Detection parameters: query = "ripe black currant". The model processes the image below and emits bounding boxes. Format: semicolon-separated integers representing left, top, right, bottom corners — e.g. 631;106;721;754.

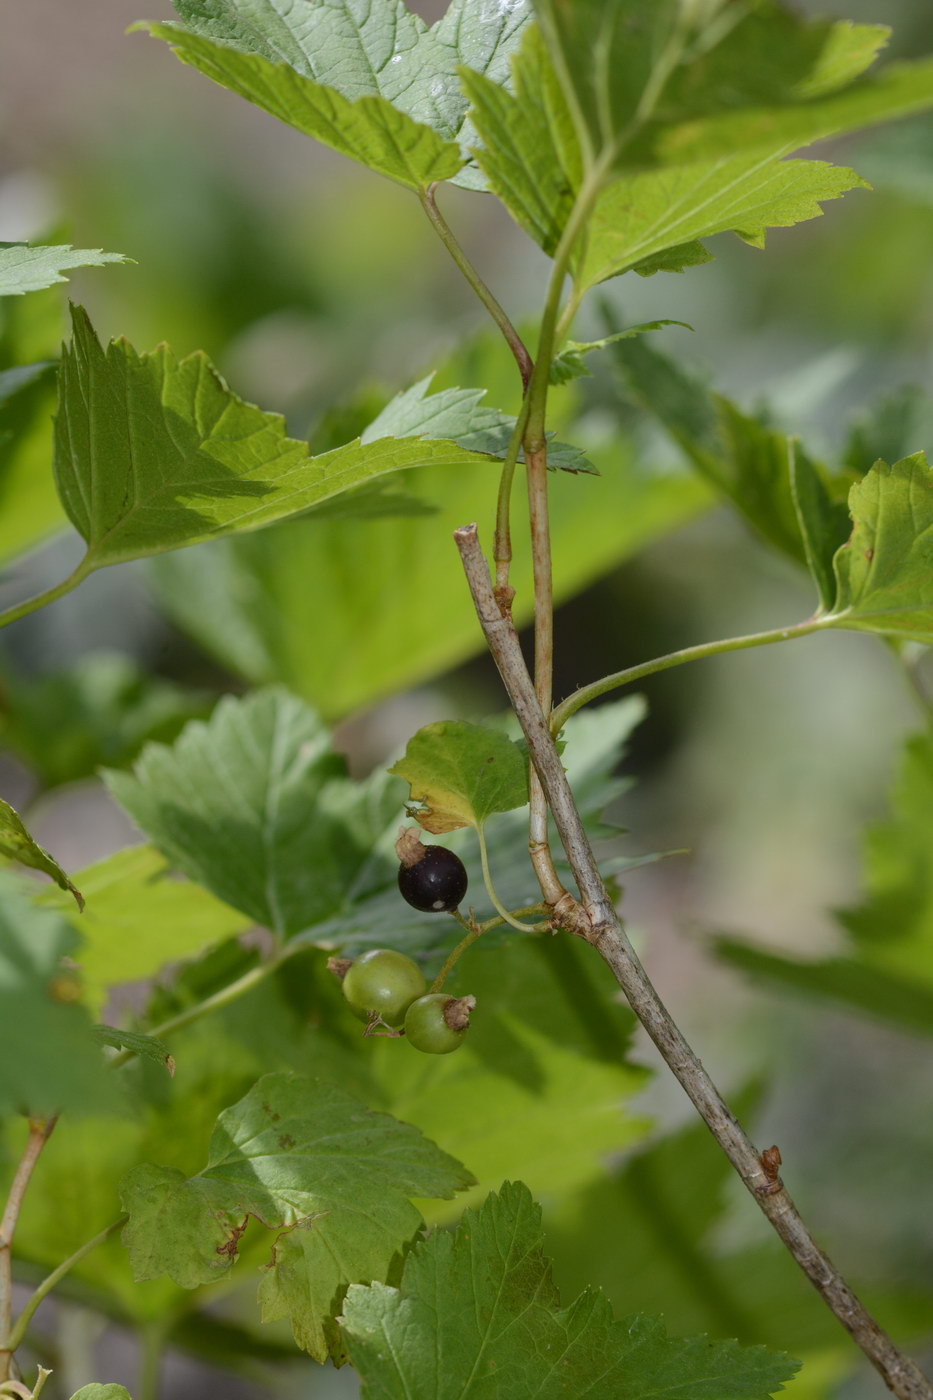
396;827;468;912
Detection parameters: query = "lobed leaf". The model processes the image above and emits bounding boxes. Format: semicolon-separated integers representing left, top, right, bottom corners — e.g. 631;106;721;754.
140;0;533;188
610;334;810;566
465;2;933;304
135;22;462;191
363;375;595;473
532;2;892;175
388;720;529;833
105;688;400;938
149;321;709;721
0;795;83;908
0;243;125;297
120;1072;473;1360
827;453;933;642
39;845;250;1017
341;1180;799;1398
461;26;579;253
580;154;867;292
53;306;495;575
292;694;651;960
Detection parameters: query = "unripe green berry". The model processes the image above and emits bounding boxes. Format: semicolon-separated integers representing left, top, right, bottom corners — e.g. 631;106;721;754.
342;948;426;1028
404;992;475;1054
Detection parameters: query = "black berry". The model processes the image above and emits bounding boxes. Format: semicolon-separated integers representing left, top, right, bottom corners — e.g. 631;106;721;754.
396;828;468;912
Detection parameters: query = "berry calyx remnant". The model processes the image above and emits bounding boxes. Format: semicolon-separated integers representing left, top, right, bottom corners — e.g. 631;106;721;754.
396;826;468;912
405;992;475;1054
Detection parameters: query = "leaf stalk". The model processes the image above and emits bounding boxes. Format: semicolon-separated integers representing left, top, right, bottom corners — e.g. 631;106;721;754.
419;184;532;390
550;617;829;732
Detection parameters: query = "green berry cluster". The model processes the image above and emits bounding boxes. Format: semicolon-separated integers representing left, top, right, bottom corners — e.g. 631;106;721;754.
335;948;474;1055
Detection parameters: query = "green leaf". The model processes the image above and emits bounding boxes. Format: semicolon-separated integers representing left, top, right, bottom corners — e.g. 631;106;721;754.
372;954;649;1223
0;795;83;909
149;324;709;720
105;688;395;938
631;241;713;278
165;0;531;148
0;652;211;789
546;1087;764;1339
715;939;933;1041
68;1387;134;1400
580;154;867;291
135;22;462;191
120;1072;473;1360
652;54;933;171
469;4;933;297
138;0;533;189
839;727;933;969
532;2;895;171
827;453;933;642
90;1025;175;1075
715;727;933;1036
550;321;691;386
0;878;112;1116
0;244;125;296
610;334;809;565
341;1180;799;1399
295;695;651;963
535;2;890;171
388;721;528;834
53;306;495;574
460;27;580;254
790;444;852;612
0;361;66;567
530;0;687;171
38;845;250;1017
364;376;595;474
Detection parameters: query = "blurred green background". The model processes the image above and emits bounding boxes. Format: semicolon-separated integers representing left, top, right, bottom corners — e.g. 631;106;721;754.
1;1;932;1397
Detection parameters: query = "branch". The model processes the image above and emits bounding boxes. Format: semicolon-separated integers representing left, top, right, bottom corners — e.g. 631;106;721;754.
0;1120;57;1384
454;520;933;1400
2;1218;126;1359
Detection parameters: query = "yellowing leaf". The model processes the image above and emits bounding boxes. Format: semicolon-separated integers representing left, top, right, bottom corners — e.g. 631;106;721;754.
388;721;529;833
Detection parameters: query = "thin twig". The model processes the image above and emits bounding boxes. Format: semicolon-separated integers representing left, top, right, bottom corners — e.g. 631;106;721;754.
3;1218;127;1359
454;520;933;1400
476;827;551;932
419;184;533;391
0;1120;57;1384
